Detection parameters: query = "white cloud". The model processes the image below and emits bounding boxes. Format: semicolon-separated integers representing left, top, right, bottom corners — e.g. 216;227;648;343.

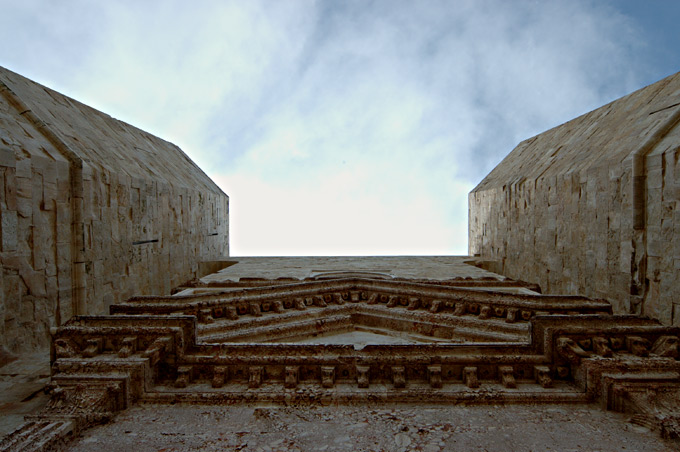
0;0;649;256
215;171;471;256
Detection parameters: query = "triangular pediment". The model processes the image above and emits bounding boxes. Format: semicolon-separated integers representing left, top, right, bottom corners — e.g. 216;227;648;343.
44;272;680;449
113;277;612;345
206;303;495;344
285;328;437;346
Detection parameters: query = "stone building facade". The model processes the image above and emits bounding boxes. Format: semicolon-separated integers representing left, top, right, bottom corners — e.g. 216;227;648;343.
0;66;229;357
469;71;680;325
2;69;680;451
4;256;680;451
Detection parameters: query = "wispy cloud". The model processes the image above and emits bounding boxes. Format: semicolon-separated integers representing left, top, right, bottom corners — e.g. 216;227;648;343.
0;0;649;255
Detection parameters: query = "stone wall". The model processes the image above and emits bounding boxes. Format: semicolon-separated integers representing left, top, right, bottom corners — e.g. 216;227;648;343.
0;67;229;354
644;120;680;323
469;71;680;324
0;86;71;354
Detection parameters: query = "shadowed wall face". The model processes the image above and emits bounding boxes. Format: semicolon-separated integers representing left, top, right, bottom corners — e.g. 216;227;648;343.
0;67;229;354
469;71;680;324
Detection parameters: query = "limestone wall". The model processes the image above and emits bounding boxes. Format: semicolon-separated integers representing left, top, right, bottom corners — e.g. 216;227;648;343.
469;71;680;324
0;67;229;354
469;159;635;312
643;122;680;323
0;89;72;353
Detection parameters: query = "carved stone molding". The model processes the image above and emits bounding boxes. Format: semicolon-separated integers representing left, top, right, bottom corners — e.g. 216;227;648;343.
7;284;680;450
609;382;680;439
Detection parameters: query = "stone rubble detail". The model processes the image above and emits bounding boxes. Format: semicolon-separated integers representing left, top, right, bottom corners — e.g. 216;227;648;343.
1;379;128;452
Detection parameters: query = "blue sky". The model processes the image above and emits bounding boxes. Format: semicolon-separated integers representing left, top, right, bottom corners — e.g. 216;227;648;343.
1;0;678;256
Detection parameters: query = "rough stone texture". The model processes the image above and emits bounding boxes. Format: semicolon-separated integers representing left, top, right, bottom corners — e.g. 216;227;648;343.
0;66;229;355
66;403;673;452
4;258;680;450
5;63;680;451
469;70;680;324
199;256;509;283
0;351;49;438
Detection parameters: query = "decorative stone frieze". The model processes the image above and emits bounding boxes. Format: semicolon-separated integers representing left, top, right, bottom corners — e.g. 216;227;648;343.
427;365;443;389
6;279;680;449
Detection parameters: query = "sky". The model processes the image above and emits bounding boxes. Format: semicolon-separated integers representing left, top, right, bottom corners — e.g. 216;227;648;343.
1;0;679;256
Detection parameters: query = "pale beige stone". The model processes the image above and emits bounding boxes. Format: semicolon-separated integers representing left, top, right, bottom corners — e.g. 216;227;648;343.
0;65;229;353
470;71;680;322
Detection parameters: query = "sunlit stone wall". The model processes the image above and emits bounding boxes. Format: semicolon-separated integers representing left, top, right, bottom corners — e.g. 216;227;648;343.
469;71;680;324
0;67;229;355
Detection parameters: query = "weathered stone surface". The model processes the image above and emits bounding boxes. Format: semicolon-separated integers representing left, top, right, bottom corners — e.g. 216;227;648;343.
64;404;673;452
469;70;680;325
199;255;510;283
0;66;229;354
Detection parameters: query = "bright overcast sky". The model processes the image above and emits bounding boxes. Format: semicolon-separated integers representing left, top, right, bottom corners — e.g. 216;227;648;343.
1;0;679;256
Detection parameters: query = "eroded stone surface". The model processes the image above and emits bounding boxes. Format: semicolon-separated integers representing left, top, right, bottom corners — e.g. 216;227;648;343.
0;65;229;355
199;256;505;283
469;70;680;325
67;404;672;452
289;329;434;345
